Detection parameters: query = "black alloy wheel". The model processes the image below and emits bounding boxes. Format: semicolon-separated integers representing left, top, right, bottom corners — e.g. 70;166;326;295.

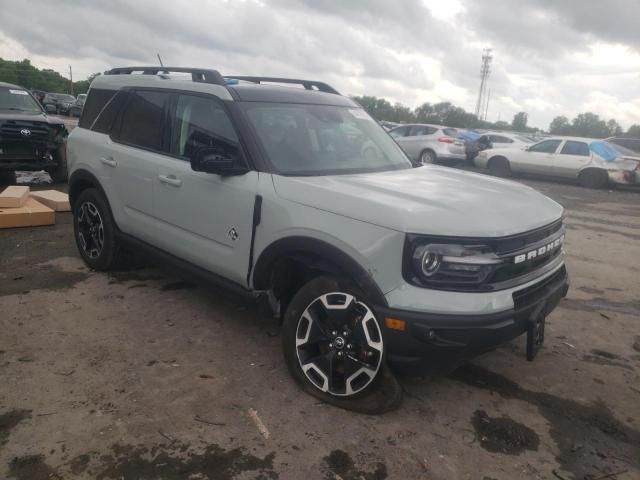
295;292;384;397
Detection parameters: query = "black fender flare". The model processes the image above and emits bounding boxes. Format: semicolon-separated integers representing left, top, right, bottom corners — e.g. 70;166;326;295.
68;169;109;212
251;236;388;307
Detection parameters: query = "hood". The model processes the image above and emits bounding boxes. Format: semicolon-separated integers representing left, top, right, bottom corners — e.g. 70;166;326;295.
272;166;564;237
0;111;63;125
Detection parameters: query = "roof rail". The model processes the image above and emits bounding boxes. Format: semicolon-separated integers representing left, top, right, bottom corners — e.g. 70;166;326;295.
104;67;226;86
227;76;340;95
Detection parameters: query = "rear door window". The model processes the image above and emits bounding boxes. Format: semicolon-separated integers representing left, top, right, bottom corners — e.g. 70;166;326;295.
560;141;590;156
117;90;169;152
389;126;411;138
529;140;561;154
412;126;438;136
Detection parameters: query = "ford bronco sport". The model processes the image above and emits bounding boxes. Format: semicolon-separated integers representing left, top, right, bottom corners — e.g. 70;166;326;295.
67;67;569;413
0;82;68;183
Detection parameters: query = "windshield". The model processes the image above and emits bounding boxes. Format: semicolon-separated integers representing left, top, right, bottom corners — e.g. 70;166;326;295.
0;87;43;113
243;103;412;175
515;135;535;143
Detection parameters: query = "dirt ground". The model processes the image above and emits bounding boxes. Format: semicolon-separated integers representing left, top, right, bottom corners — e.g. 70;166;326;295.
1;173;639;480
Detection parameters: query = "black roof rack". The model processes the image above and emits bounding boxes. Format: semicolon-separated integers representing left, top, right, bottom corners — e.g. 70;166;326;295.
104;67;226;86
227;76;340;95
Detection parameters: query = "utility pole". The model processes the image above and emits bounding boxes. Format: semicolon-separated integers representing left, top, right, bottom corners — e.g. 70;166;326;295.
484;88;491;121
475;48;492;119
69;65;73;95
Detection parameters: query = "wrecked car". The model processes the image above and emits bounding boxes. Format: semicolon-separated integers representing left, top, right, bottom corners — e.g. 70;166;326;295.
0;82;69;183
475;137;640;188
67;67;569;413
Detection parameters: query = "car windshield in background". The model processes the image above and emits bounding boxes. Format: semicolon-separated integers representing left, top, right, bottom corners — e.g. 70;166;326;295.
0;87;43;113
243;103;412;175
515;135;535;143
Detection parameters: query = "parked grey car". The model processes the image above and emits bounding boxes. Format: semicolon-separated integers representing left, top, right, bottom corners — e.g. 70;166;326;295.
389;124;466;164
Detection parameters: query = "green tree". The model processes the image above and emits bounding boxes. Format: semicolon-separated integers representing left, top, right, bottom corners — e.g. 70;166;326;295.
549;116;572;135
607;119;623;137
571;112;610;138
627;124;640;137
512;112;528;131
0;58;96;95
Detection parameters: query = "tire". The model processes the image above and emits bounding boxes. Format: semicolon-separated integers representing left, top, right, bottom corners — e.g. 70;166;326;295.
73;188;123;270
48;147;68;183
420;149;436;165
579;169;608;189
488;157;512;177
282;275;402;414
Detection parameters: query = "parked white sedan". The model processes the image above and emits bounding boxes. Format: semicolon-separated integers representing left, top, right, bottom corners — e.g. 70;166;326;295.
475;137;640;188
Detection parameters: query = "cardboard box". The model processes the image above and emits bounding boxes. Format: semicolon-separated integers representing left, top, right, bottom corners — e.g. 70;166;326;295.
0;198;55;228
29;190;71;212
0;186;30;208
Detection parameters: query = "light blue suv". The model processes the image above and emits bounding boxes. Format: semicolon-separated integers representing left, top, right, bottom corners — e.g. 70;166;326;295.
67;67;569;413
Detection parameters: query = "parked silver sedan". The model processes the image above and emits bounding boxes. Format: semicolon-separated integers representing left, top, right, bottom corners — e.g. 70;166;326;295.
389;124;466;164
475;137;640;188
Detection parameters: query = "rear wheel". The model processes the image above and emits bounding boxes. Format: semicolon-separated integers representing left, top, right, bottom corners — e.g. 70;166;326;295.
282;276;402;414
578;169;608;189
73;188;123;270
488;157;512;177
420;149;436;165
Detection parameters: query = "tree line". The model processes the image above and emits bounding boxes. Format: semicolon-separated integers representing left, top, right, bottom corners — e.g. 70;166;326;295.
0;58;99;96
352;95;639;139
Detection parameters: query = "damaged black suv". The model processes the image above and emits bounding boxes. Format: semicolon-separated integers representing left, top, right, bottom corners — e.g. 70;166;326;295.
0;82;68;183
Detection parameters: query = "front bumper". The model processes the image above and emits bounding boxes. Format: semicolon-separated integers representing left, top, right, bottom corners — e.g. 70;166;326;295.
377;265;569;371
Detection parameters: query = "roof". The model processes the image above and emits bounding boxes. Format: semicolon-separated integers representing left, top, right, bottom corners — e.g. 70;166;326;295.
0;81;24;89
228;83;357;106
92;69;354;106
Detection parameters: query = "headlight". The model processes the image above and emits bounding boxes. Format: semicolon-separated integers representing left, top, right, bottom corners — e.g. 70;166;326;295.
411;243;501;287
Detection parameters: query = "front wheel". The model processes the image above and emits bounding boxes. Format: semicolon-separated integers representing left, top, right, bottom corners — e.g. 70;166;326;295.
73;188;123;270
579;169;608;189
488;157;512;177
282;276;402;414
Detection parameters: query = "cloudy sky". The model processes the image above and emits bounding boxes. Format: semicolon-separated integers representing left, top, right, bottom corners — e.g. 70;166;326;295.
1;0;639;130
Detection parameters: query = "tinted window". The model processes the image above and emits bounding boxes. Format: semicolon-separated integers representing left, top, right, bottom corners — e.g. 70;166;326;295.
389;126;411;138
79;88;116;129
560;141;590;156
412;126;438;136
92;91;128;134
529;140;561;154
443;128;459;137
118;90;168;151
171;94;239;160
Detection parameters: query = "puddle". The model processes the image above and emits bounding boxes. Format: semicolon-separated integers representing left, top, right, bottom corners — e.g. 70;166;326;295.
0;265;89;297
323;449;387;480
471;410;539;455
94;442;277;480
161;281;197;291
8;455;60;480
453;364;640;478
0;409;31;448
560;297;640;317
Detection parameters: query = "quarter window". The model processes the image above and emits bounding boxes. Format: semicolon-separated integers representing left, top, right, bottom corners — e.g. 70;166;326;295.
529;140;561;154
171;94;239;160
79;89;116;129
118;90;169;151
560;141;590;156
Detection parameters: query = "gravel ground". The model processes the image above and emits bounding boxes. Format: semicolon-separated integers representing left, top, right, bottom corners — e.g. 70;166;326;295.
0;173;639;480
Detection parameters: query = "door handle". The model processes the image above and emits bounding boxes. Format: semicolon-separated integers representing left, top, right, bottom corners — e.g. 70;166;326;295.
100;156;117;167
158;174;182;187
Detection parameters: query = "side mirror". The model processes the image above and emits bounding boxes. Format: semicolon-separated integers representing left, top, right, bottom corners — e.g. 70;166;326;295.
190;147;248;176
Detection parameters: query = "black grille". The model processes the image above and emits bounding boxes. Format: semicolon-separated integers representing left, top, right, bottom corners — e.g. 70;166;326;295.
487;219;563;255
513;266;567;310
0;121;52;141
